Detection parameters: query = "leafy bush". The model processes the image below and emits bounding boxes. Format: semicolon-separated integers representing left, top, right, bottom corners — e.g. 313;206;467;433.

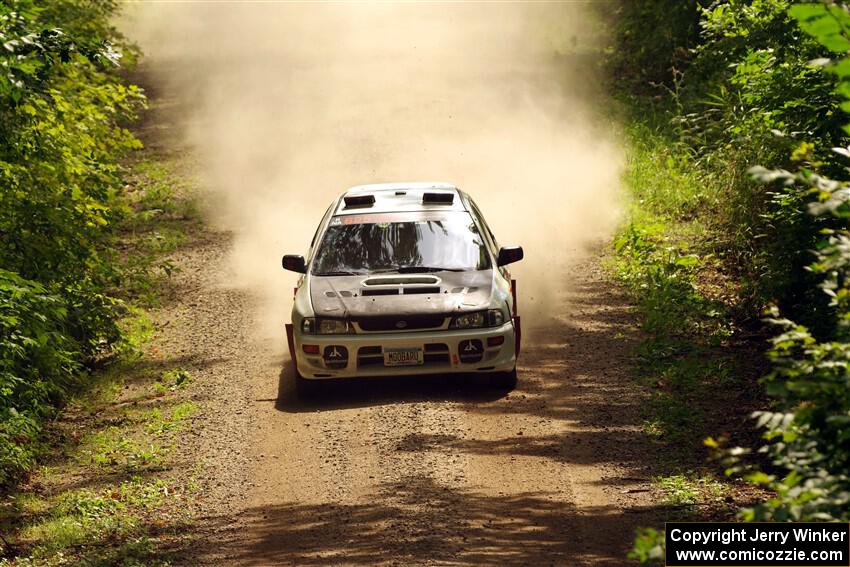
724;0;850;525
0;270;78;484
0;0;145;484
609;0;847;330
738;163;850;522
606;1;705;98
615;1;850;562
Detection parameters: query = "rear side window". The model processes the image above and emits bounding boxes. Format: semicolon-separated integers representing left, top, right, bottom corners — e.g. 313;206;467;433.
309;203;334;250
468;199;499;254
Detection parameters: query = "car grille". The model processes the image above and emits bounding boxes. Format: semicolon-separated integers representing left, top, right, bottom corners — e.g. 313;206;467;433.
356;343;450;368
361;288;399;296
355;314;447;332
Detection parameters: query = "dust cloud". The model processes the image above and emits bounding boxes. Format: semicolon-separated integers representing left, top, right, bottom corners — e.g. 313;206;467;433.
123;3;622;345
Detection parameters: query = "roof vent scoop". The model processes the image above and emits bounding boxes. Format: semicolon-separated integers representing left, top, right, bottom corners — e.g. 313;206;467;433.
422;192;454;205
343;194;376;208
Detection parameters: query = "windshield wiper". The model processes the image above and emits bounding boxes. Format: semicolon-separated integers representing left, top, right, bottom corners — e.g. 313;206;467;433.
313;270;362;276
364;266;465;274
397;266;464;273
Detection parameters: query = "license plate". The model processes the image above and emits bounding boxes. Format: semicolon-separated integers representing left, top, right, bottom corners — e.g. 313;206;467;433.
383;347;424;367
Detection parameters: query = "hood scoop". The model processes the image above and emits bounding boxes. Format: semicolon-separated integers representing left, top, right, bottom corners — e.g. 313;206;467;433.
309;269;491;317
362;275;439;286
361;286;442;297
360;275;442;297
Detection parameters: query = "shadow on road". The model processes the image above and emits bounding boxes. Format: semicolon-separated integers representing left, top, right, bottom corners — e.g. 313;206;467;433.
274;364;510;414
201;475;658;566
205;261;666;566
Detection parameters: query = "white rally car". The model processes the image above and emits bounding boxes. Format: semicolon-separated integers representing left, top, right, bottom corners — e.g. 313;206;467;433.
282;182;523;392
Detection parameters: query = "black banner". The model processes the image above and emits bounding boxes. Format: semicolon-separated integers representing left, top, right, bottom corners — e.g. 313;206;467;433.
666;522;850;567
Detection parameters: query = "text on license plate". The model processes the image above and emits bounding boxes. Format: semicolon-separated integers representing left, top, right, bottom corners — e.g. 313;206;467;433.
383;347;424;366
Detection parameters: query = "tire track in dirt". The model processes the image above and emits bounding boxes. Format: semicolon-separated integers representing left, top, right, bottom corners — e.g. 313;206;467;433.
143;177;662;564
126;5;663;564
172;248;662;566
137;108;663;559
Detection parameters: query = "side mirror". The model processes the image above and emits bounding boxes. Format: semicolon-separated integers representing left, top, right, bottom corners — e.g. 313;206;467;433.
282;254;306;273
497;246;524;267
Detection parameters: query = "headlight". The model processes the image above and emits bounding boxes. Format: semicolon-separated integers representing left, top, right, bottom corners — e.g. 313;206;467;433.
450;311;485;329
450;309;506;329
301;318;353;334
487;309;505;326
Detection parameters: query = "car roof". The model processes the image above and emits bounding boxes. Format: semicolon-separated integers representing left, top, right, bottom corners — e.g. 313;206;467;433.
334;182;468;215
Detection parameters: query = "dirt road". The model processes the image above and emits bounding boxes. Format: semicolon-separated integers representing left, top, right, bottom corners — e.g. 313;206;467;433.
128;4;662;564
143;204;660;565
236;254;659;566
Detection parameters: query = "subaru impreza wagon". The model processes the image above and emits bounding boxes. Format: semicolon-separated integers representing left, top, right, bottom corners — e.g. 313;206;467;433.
282;182;523;392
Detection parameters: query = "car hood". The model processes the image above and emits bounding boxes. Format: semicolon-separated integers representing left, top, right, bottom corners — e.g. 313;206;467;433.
309;270;494;317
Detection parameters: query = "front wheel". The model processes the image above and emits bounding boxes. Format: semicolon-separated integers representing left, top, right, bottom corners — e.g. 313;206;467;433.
294;366;323;398
489;368;517;390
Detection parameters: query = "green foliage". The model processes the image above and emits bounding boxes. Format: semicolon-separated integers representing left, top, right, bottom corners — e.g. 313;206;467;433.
0;0;147;486
145;401;198;435
1;339;201;564
116;158;198;306
77;425;163;472
621;121;718;220
606;1;704;97
614;223;720;337
0;270;77;485
790;2;850;132
686;1;844;325
613;1;850;561
629;528;664;566
614;120;743;488
790;2;850;53
612;124;732;342
655;473;728;506
10;478;176;565
154;370;192;395
609;0;847;330
718;0;850;525
734;162;850;522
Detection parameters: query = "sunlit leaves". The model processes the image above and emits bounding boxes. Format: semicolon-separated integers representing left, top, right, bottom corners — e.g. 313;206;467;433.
628;528;665;564
746;151;850;522
0;0;144;485
790;3;850;53
731;3;850;523
790;3;850;131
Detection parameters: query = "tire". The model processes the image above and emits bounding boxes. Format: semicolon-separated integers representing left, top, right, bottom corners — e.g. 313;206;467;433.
295;368;321;398
489;367;517;390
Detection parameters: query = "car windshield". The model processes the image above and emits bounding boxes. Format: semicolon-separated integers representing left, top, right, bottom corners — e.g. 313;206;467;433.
311;211;491;275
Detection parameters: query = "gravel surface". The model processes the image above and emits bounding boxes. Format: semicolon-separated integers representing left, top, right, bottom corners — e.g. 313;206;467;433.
147;225;661;565
132;36;662;563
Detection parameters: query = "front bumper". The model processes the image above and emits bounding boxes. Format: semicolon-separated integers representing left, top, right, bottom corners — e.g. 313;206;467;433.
292;321;517;379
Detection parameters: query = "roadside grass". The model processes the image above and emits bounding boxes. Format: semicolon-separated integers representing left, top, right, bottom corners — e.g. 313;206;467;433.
10;477;183;566
655;473;728;507
0;354;201;565
0;137;203;565
612;119;767;521
111;154;201;308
